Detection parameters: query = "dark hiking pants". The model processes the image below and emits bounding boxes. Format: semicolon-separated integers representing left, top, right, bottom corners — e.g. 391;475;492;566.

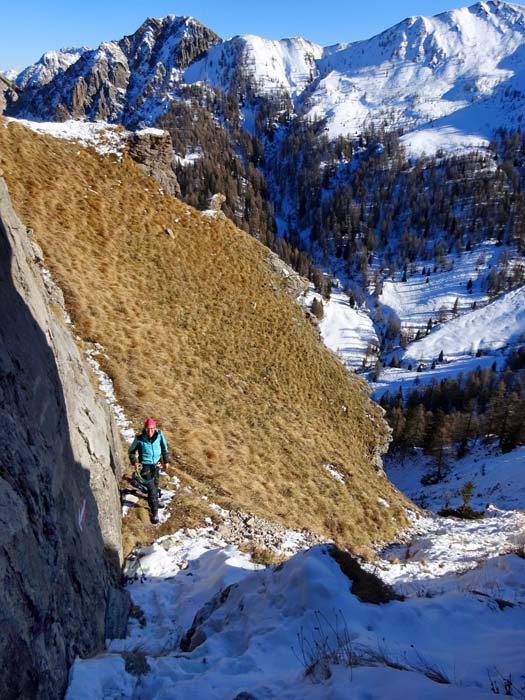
140;462;160;516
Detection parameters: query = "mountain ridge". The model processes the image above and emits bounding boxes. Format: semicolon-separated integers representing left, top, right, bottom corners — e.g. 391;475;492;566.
8;0;525;149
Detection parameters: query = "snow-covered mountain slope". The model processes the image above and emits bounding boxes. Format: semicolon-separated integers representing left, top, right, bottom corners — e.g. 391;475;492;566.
371;283;525;398
387;443;525;511
14;47;88;89
363;238;525;396
11;2;525;155
309;238;524;398
303;286;379;370
305;1;525;155
402;284;525;363
181;0;525;152
378;241;502;335
185;35;323;101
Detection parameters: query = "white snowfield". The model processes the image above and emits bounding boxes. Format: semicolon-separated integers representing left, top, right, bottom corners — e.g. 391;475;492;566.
66;499;525;700
403;284;525;364
387;444;525;513
378;240;502;336
373;280;525;398
303;286;378;369
320;291;378;370
185;35;323;101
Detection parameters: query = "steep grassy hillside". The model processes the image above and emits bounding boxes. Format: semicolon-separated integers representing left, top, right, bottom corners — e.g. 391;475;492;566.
0;119;409;550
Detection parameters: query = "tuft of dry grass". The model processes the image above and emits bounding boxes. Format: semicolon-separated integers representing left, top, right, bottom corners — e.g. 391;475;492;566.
0;119;410;548
239;543;288;567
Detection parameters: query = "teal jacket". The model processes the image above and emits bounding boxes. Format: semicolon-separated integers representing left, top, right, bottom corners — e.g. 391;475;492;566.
128;429;169;466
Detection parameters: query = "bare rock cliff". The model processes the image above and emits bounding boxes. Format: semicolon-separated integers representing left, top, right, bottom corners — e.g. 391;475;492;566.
0;176;129;700
127;128;181;196
0;75;17;115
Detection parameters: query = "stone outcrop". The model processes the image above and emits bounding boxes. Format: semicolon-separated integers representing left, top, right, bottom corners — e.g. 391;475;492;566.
207;192;226;213
0;177;129;700
0;75;17;115
267;251;309;299
127;128;181;196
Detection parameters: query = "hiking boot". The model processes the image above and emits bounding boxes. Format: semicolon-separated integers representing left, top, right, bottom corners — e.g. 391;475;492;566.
151;513;159;524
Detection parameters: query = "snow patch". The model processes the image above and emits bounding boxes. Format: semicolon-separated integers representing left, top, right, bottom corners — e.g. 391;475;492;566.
323;463;345;483
6;118;129;157
84;344;135;443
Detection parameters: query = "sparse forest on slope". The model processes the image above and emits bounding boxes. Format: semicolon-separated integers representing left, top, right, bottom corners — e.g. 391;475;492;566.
0;119;408;552
267;123;525;273
380;347;525;456
156;85;317;278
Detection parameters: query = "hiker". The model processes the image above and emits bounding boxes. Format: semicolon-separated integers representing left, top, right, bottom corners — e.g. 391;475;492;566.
128;418;170;524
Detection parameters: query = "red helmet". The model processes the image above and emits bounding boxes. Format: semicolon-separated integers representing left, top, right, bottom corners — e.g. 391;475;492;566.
144;418;157;429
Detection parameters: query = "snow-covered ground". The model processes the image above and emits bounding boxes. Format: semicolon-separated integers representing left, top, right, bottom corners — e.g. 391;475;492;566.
368;241;525;397
319;290;378;370
66;485;525;700
302;286;378;370
378;240;503;338
4;117;129;156
401;285;525;363
386;443;525;514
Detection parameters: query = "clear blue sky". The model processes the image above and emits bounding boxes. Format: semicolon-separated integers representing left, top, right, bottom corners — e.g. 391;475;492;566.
2;0;525;72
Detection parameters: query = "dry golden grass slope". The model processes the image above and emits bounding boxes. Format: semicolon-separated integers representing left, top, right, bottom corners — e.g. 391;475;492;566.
0;118;409;550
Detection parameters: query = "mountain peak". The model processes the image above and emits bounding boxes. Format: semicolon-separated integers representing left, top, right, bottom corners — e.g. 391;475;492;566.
14;47;89;89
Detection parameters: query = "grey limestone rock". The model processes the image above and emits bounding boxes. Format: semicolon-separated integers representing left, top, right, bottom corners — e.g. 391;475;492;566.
127;128;181;197
267;251;309;300
0;74;18;115
0;176;129;700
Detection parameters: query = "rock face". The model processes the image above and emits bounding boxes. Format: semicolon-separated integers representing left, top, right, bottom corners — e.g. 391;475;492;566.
12;15;220;126
0;177;129;700
0;75;17;115
14;48;88;90
267;251;309;299
127;128;181;196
